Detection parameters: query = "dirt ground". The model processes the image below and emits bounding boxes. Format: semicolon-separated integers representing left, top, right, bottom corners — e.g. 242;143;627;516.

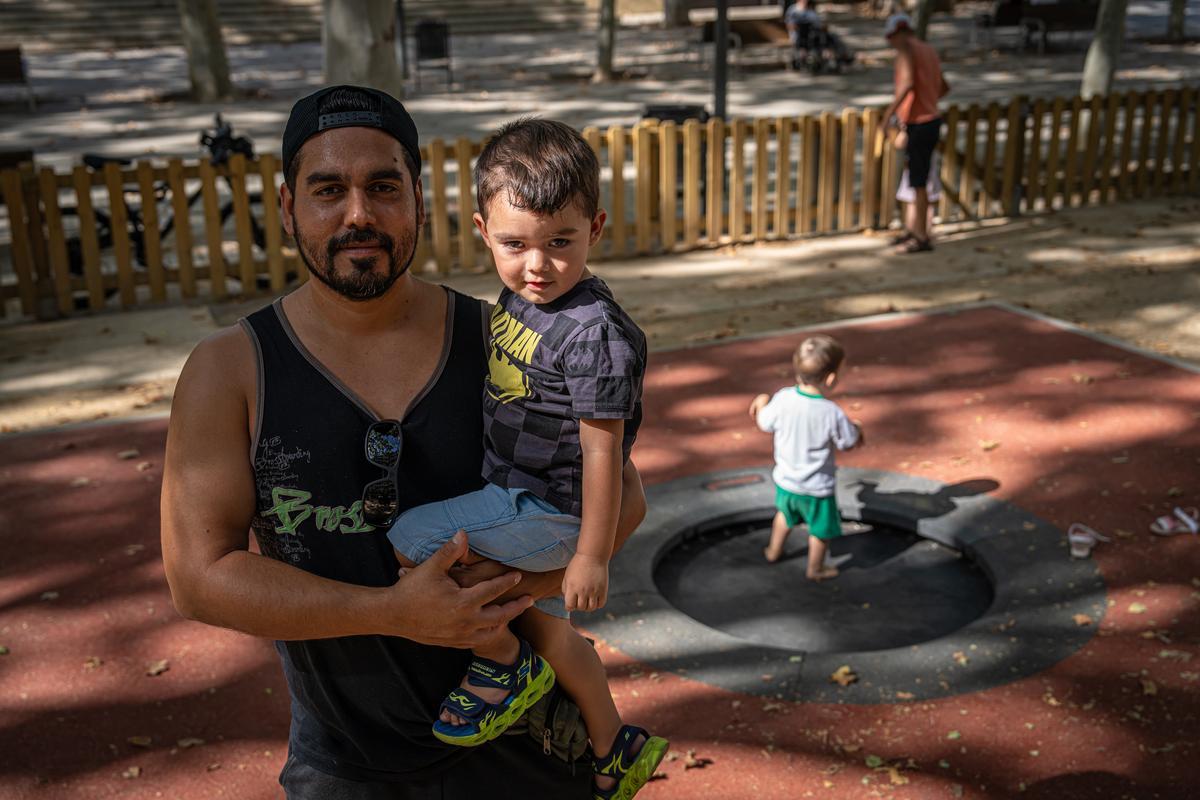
1;196;1197;434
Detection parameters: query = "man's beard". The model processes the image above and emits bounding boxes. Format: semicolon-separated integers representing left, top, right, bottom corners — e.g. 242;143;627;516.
292;216;418;301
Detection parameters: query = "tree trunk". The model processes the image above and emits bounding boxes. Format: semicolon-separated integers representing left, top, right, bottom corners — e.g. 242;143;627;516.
1081;0;1128;99
323;0;405;98
177;0;233;101
1167;0;1187;41
914;0;934;40
664;0;690;27
594;0;616;82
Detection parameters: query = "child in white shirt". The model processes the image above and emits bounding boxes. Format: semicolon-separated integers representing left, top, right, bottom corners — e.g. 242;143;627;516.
749;334;863;580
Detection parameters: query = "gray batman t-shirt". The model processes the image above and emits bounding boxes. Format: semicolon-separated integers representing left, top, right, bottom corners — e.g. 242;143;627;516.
482;277;646;517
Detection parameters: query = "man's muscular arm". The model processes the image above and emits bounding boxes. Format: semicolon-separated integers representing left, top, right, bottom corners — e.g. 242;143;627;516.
160;328;531;648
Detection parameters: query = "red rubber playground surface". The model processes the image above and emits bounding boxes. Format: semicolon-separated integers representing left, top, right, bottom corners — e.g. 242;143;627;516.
1;302;1198;799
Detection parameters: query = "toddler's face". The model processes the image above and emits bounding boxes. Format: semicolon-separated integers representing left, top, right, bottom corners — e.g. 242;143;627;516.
475;194;605;305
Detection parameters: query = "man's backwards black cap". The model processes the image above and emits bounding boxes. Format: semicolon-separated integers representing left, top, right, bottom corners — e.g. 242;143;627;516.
282;85;421;179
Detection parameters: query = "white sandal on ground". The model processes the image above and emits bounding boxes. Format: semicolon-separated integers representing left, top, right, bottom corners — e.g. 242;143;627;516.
1068;523;1110;559
1149;507;1199;537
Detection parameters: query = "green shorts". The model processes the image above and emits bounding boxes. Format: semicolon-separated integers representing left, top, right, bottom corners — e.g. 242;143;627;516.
774;486;842;540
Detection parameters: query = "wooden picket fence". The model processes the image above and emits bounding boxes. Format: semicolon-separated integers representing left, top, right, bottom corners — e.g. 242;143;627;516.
2;85;1198;320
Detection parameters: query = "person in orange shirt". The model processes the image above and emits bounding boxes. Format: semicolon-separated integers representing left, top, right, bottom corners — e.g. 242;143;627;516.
882;14;950;254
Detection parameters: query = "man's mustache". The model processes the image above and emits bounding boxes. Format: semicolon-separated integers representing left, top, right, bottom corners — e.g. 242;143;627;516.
328;230;395;253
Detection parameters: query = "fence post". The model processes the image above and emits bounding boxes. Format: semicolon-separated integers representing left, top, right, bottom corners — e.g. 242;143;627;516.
198;160;228;300
18;164;52;315
683;118;702;249
1190;88;1200;194
860;110;880;229
134;161;167;302
752;117;769;242
1135;90;1156;197
0;169;37;317
1022;100;1043;214
658;120;677;252
101;163;137;307
634;122;655;255
454;138;476;271
37;167;73;316
228;154;258;297
428;138;452;274
165;159;197;297
980;103;1000;217
838;108;858;231
1152;89;1175;195
937;106;958;220
71;166;105;310
1097;93;1120;204
258;154;287;292
729;119;747;242
818;112;838;233
606;126;626;258
1001;97;1026;217
706;117;725;245
1169;87;1191;195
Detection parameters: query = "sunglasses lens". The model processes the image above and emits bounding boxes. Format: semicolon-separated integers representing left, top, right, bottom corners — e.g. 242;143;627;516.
362;478;399;526
366;421;402;468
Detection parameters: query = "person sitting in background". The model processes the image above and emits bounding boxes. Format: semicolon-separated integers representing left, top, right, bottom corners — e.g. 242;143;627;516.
784;0;856;68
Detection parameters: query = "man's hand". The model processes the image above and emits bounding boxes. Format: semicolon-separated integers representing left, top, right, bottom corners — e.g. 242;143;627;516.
749;393;770;420
562;554;608;613
389;532;533;649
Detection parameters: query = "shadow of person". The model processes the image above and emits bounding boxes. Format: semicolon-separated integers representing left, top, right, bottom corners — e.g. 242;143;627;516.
853;477;1001;524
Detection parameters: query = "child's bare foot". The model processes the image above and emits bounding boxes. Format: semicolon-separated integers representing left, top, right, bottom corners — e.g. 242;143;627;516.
806;566;839;581
763;544;783;563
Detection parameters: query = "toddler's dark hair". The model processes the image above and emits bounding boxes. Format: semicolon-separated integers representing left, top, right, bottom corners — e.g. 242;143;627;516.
475;117;599;221
793;334;845;385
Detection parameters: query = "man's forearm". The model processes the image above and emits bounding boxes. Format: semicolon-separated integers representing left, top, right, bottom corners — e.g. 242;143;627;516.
171;548;389;640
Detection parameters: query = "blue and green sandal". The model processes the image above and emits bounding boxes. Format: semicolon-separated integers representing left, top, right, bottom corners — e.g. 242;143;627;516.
432;638;556;747
593;724;670;800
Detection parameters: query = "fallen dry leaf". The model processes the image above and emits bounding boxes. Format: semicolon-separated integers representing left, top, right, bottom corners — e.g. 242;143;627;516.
206;763;221;772
122;766;142;779
125;544;145;556
127;736;152;748
83;656;102;670
117;449;140;460
830;665;858;687
0;645;9;655
886;766;909;785
1129;602;1148;615
1073;614;1093;626
70;476;91;488
40;591;59;601
177;738;205;748
1141;679;1158;696
1159;650;1192;662
953;651;969;666
136;461;153;472
895;691;915;700
946;730;962;740
145;659;169;677
978;439;1000;452
683;749;712;770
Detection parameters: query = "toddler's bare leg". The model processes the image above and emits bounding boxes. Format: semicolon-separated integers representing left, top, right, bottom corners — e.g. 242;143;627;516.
806;535;838;580
764;511;792;562
517;609;640;791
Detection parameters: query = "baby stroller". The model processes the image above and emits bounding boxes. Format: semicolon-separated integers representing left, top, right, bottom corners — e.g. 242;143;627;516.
789;19;851;74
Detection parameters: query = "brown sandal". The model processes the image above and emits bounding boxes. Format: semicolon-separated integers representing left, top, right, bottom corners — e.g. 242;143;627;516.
896;237;933;254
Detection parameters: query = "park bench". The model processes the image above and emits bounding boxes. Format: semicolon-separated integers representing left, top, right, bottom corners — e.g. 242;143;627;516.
698;17;792;70
0;46;36;110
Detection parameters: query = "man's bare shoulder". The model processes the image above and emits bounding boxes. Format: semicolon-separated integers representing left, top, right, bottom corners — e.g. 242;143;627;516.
175;322;256;411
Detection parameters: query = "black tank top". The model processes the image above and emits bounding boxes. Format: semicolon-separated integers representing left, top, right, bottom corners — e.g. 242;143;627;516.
241;289;488;780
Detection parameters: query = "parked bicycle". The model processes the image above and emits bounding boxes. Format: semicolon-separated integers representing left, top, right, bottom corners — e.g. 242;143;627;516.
61;114;271;285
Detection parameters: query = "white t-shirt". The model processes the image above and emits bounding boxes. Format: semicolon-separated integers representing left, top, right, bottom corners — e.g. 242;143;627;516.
755;387;859;497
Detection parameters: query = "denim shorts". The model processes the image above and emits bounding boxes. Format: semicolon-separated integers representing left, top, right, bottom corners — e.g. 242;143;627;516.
387;483;580;618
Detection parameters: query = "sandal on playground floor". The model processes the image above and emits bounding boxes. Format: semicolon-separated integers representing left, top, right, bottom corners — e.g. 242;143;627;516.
593;724;670;800
1068;522;1110;559
1150;506;1199;536
432;638;555;747
889;229;915;246
896;236;934;254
